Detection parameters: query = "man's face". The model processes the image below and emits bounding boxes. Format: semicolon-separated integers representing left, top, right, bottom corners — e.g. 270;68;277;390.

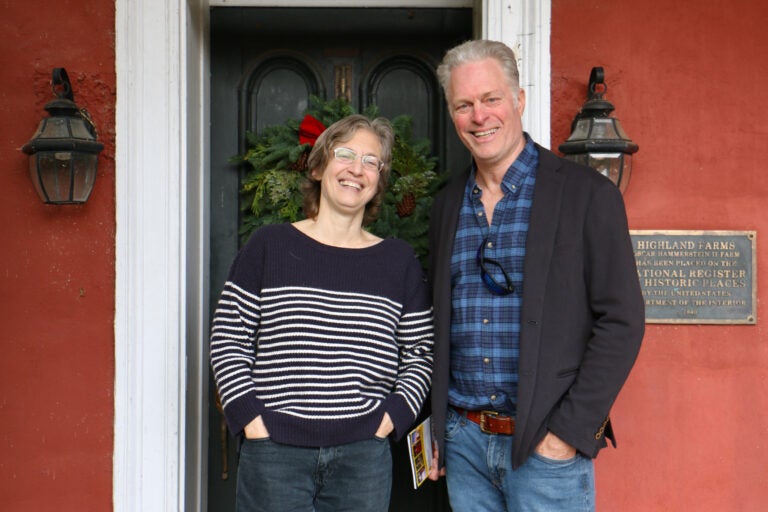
447;58;526;172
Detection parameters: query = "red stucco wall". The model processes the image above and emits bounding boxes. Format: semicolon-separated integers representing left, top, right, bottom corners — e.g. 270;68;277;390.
552;1;768;510
0;1;116;511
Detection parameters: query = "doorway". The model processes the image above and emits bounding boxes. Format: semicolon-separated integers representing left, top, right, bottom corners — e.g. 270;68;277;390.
208;6;472;511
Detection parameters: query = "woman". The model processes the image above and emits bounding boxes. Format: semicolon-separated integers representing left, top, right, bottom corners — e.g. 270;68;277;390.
210;114;434;512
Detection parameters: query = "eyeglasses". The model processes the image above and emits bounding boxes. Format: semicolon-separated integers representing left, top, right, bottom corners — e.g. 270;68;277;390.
333;147;384;173
476;238;515;295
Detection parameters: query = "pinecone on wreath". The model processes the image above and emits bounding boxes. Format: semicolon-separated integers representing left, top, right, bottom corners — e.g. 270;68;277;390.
396;193;417;217
289;149;310;172
387;117;441;221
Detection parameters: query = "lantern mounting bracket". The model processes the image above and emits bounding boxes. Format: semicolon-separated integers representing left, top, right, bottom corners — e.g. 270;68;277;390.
52;68;74;101
588;66;605;99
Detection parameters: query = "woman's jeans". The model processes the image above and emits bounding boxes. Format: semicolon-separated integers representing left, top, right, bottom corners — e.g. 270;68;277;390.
444;407;595;512
235;436;392;512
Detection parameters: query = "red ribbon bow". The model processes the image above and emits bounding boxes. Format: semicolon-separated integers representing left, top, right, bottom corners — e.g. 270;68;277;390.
298;114;326;146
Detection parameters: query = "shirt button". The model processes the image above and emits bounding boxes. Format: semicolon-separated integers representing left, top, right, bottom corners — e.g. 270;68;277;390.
478;212;484;217
473;188;480;194
490;395;497;401
483;318;489;324
487;241;493;249
483;357;490;364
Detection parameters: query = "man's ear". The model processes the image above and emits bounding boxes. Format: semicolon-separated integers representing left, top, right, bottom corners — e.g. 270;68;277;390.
516;88;526;117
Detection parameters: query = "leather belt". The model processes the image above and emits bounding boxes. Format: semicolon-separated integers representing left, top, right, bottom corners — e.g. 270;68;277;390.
454;407;515;435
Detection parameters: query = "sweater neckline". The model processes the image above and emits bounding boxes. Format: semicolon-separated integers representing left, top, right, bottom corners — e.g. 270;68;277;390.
287;224;387;254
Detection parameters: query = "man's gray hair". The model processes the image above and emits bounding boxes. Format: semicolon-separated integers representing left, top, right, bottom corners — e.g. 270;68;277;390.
436;39;520;100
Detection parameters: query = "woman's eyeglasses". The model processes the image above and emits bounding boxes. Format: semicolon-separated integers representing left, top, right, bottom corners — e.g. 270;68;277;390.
333;147;384;173
476;238;515;296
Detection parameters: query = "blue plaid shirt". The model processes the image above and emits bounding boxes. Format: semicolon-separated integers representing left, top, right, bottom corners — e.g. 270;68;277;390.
448;134;538;415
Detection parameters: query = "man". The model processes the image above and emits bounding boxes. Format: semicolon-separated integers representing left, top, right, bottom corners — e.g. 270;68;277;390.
427;39;645;511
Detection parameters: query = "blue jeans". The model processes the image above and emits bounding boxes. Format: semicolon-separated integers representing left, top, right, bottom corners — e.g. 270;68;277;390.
235;436;392;512
444;407;595;512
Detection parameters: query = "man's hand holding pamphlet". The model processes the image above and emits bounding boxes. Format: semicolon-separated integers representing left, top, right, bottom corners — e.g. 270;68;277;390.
407;416;433;489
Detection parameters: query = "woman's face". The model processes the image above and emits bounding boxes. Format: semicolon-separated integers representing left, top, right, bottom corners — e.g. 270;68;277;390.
313;128;382;219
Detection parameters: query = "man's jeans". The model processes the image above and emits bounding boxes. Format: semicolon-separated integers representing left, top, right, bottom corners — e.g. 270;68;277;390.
444;407;595;512
236;437;392;512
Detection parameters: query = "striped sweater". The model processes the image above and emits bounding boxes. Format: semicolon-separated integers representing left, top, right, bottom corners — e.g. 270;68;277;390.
210;223;434;447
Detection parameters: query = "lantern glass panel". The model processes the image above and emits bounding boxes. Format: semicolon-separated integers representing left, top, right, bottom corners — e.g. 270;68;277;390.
570;118;592;139
564;152;632;192
617;154;632;194
588;152;632;193
28;155;48;202
589;118;620;140
34;151;73;202
70;153;98;202
39;118;70;138
70;119;94;139
29;150;97;204
586;152;621;184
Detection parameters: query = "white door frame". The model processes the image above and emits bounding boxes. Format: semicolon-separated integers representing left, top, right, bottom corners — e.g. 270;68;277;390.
114;1;550;510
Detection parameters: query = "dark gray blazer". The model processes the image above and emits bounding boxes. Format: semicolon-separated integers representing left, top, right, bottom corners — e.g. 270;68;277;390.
428;144;645;470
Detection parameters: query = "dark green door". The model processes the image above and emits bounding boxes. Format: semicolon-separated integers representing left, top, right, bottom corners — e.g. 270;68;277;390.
208;6;471;511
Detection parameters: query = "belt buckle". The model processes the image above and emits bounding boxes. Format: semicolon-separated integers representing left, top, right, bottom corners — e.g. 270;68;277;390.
479;410;499;435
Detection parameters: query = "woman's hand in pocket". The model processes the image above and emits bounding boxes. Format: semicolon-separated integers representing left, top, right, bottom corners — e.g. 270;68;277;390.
243;415;270;440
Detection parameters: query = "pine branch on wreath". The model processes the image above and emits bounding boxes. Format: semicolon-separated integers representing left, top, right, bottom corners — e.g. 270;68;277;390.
230;95;446;268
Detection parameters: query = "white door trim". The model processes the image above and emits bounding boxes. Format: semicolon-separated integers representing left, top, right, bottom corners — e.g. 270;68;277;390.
114;1;209;510
481;0;552;148
114;1;549;510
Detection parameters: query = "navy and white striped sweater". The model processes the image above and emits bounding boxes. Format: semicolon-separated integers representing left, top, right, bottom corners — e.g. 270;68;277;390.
210;223;434;447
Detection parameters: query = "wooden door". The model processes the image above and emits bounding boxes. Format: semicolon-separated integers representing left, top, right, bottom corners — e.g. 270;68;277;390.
209;6;471;511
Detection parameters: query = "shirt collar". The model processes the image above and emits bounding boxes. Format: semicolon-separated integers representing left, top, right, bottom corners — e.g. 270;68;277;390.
469;132;538;195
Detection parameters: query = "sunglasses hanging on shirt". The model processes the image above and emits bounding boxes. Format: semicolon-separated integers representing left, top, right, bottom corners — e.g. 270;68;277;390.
476;238;515;296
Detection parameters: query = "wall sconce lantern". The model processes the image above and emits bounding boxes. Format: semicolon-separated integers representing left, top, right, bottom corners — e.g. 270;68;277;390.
22;68;104;204
558;67;638;193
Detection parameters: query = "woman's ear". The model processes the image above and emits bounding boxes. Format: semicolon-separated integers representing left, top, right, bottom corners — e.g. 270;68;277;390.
310;167;322;181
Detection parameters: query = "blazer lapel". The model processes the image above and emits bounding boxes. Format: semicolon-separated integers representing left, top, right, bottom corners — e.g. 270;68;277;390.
515;147;566;438
433;168;468;281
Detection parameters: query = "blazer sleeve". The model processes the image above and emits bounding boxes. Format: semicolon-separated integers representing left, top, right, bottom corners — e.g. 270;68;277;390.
544;174;645;458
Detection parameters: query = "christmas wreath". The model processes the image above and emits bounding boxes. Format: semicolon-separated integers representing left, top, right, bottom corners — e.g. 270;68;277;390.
232;95;445;266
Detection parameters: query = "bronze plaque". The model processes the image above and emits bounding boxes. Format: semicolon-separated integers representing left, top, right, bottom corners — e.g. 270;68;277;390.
630;230;757;324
